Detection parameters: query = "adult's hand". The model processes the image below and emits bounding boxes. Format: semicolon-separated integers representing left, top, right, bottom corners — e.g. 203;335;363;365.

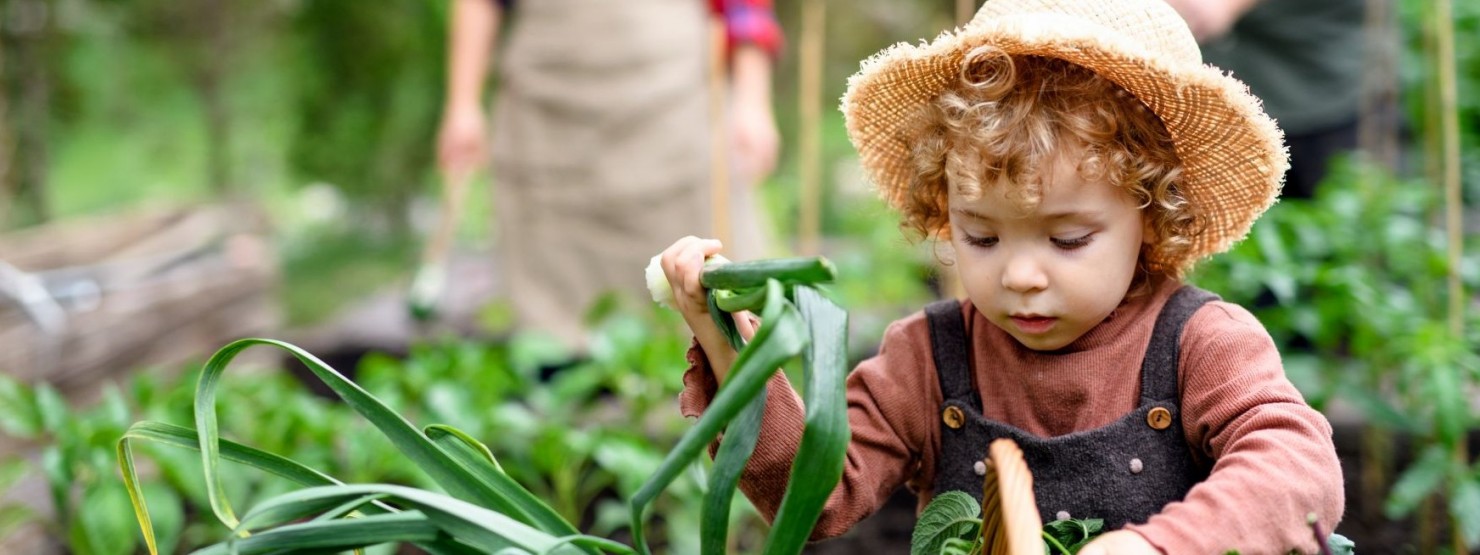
1163;0;1261;43
729;45;780;185
731;97;780;184
436;105;488;182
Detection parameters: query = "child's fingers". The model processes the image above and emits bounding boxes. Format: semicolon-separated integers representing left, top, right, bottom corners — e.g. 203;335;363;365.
733;311;758;341
660;236;724;314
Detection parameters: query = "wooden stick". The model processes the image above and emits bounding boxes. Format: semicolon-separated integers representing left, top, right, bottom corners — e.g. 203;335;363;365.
1433;1;1467;553
422;171;472;269
709;19;732;248
798;0;826;256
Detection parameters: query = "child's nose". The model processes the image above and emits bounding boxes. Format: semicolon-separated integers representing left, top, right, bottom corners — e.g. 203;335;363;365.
1001;251;1048;293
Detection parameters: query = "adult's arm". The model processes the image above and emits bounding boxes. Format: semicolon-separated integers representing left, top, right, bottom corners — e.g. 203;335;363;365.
710;0;783;182
436;0;501;181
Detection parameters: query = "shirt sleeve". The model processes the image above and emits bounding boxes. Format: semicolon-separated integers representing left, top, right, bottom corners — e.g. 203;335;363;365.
677;316;939;539
708;0;784;59
1125;302;1345;554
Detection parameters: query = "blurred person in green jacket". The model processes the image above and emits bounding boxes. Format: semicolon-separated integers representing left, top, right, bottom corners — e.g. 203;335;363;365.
1165;0;1369;200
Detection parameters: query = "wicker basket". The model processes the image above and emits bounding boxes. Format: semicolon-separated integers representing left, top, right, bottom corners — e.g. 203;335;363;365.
980;438;1046;555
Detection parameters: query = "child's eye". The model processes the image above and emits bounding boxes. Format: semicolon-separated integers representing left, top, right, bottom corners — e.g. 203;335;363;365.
1051;234;1094;250
962;233;998;248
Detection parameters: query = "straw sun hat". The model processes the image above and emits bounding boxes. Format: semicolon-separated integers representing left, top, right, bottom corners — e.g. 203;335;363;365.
842;0;1288;265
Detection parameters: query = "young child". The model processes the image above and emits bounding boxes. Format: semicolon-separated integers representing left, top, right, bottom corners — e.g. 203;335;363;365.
658;0;1343;552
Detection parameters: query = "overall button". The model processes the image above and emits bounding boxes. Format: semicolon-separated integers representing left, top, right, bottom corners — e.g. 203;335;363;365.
943;406;966;429
973;460;987;476
1147;407;1173;430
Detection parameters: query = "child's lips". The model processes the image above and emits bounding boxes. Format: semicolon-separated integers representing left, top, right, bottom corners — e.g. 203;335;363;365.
1009;315;1057;333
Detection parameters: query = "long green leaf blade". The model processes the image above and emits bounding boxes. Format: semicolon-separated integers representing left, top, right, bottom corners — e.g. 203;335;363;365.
188;338;583;542
699;287;766;555
700;387;766;555
118;421;350;555
764;286;851;554
227;484;582;555
630;279;808;555
424;424;574;535
195;511;438;555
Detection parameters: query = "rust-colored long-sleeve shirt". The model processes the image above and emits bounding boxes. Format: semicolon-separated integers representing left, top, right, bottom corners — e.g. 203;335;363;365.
679;279;1344;554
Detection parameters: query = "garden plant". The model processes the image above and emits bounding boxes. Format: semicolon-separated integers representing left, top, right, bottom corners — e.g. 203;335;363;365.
111;257;850;554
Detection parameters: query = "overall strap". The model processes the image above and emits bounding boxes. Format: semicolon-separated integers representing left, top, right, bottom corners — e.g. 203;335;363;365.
925;299;982;411
1138;286;1221;404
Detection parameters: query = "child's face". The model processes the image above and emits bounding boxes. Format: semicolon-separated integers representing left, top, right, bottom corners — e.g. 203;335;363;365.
947;151;1147;351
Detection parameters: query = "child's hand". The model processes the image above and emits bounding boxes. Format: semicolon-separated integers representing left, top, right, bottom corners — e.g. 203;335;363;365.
1076;530;1161;555
658;236;756;381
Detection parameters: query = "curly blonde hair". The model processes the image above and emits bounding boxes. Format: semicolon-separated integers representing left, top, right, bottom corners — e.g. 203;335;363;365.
905;47;1203;289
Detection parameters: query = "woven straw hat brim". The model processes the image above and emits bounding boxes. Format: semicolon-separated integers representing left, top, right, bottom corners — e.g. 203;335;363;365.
843;11;1288;265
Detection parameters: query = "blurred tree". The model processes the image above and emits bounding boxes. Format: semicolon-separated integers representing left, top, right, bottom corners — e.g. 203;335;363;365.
1;0;56;227
117;0;279;196
288;0;448;233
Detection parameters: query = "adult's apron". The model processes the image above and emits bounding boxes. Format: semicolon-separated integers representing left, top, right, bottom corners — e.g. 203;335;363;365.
492;0;768;349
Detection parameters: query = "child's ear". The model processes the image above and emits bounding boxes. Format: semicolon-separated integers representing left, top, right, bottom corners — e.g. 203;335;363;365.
1141;215;1157;245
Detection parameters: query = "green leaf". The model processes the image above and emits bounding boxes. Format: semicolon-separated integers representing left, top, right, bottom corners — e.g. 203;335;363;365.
699;286;768;555
630;279;808;555
424;424;575;536
137;483;184;555
1385;444;1449;518
117;421;349;555
0;374;40;438
1043;518;1104;553
197;511;440;555
73;480;138;555
700;389;765;555
1336;382;1412;431
713;286;769;313
0;459;27;492
1449;477;1480;548
34;383;70;436
0;505;36;545
911;491;981;555
940;537;976;555
226;484;585;554
763;286;851;555
185;338;585;545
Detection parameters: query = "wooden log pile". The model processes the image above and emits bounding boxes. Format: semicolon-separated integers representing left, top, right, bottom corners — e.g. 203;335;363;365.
0;203;279;396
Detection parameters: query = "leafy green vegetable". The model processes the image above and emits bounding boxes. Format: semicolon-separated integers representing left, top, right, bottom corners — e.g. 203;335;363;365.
1042;518;1102;554
911;491;982;555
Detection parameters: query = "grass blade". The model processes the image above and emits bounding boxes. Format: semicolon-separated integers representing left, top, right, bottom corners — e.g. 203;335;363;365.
763;286;851;554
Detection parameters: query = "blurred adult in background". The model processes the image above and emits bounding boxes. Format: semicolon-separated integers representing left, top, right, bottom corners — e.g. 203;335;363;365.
436;0;782;350
1165;0;1368;199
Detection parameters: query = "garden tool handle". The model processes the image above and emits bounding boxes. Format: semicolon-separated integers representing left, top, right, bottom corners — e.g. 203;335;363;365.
408;171;474;322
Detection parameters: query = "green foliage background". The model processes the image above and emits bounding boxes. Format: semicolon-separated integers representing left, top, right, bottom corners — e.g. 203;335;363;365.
1;0;1479;553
